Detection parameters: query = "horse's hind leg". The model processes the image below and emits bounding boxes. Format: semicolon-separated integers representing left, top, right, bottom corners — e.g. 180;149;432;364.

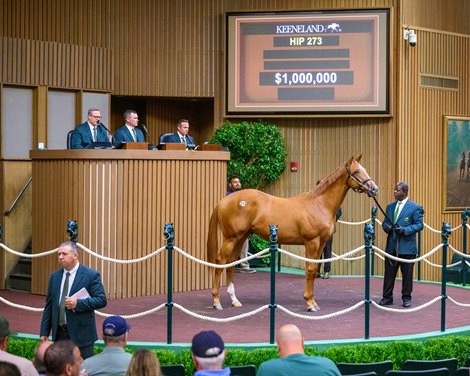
211;238;239;310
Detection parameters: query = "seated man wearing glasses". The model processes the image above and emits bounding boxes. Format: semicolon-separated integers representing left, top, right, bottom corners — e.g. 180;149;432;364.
71;108;110;149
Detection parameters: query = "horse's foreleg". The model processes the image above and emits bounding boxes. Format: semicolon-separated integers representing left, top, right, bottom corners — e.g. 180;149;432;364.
304;262;320;312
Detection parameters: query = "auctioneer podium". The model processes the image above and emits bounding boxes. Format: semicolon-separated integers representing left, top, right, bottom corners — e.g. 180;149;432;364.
30;149;229;299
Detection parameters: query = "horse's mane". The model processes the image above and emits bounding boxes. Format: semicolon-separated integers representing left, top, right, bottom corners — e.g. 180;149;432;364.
308;161;347;199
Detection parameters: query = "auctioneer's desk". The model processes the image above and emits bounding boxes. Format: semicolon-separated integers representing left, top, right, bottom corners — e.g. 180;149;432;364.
30;149;229;298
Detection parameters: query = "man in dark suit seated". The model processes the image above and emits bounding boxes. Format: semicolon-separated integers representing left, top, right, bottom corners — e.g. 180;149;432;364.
163;119;195;147
70;108;110;149
113;110;145;148
39;241;107;359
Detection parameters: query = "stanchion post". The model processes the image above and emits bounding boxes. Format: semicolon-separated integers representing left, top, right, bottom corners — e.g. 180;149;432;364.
268;225;278;345
440;222;451;332
461;209;469;285
370;206;377;276
417;231;422;281
163;223;175;344
364;223;374;340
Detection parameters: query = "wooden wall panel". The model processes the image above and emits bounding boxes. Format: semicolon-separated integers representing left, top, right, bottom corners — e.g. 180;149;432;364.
31;150;228;298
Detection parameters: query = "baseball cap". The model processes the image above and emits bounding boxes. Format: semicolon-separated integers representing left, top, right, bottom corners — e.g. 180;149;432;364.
0;315;10;337
102;316;131;337
191;330;225;358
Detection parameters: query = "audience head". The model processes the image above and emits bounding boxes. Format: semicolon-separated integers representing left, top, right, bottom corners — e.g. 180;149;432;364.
176;119;190;136
34;340;54;373
102;315;131;346
0;361;21;376
126;349;161;376
0;315;11;351
276;324;304;358
228;176;242;191
191;330;226;371
44;340;82;376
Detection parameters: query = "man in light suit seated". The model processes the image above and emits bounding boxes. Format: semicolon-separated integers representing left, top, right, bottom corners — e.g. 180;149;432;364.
163;119;195;147
113;110;145;148
71;108;110;149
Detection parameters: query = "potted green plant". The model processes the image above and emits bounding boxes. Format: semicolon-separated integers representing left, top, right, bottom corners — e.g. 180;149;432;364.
210;120;287;266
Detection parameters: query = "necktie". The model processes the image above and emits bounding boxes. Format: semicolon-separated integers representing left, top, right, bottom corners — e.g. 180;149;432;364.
181;136;186;144
58;272;70;326
132;128;137;142
93;127;97;142
393;202;401;223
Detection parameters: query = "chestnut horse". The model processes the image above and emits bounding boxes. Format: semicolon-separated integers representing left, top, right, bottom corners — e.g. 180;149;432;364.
207;155;378;312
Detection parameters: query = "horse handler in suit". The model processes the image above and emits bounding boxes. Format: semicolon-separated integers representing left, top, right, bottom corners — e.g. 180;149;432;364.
40;241;107;359
113;109;145;148
378;181;424;308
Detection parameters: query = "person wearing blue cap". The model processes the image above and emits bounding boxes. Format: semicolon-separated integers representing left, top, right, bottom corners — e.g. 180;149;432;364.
191;330;230;376
80;316;132;376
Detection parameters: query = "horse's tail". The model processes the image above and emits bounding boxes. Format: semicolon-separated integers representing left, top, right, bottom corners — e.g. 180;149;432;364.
207;205;220;263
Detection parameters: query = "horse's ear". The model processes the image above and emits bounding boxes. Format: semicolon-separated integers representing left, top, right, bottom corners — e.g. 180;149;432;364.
356;154;362;162
348;156;354;165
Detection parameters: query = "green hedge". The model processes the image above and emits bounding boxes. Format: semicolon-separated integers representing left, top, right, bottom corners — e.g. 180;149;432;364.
8;336;470;375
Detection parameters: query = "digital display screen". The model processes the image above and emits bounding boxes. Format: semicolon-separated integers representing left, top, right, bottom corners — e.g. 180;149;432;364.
226;9;390;115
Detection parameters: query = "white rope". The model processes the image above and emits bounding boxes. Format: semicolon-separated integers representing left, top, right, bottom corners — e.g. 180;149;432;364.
448;244;470;258
371;296;442;312
276;301;365;320
467;223;470;230
76;243;167;264
95;303;167;319
173;303;269;322
338;219;371;225
332;251;365;261
447;296;470;308
0;243;58;258
0;295;44;312
372;244;443;264
173;246;270;269
278;245;365;263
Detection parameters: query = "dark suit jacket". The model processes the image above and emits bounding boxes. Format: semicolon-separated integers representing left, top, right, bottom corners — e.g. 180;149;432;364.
71;122;109;149
113;125;145;147
164;132;195;145
382;199;424;255
40;264;107;347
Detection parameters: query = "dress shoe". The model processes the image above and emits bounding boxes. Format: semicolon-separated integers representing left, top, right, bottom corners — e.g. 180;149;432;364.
403;300;412;308
378;298;393;306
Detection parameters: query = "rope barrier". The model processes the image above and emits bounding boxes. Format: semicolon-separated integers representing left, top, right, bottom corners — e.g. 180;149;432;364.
0;243;58;258
77;243;167;264
277;301;365;320
372;244;443;264
371;296;442;312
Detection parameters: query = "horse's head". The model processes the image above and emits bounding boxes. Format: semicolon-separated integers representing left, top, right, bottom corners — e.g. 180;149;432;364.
345;155;379;197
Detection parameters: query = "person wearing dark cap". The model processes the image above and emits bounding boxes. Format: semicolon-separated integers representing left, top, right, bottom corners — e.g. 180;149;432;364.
0;315;39;376
81;316;132;376
191;330;230;376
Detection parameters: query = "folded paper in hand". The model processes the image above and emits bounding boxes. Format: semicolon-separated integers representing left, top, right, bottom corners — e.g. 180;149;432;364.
70;287;90;300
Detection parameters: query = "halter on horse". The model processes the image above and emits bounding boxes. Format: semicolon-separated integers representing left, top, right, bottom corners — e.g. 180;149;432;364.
207;155;378;311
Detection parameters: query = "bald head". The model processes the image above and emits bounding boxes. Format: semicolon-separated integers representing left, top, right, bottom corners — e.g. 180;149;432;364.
276;324;304;358
34;340;53;371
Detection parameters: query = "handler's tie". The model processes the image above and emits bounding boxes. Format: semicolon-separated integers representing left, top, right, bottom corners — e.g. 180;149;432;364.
393;202;401;223
58;272;70;326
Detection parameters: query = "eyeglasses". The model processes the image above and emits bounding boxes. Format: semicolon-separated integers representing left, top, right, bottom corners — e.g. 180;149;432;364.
90;115;102;119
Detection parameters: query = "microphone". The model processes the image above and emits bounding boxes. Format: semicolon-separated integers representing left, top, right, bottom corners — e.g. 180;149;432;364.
141;124;155;145
97;121;112;135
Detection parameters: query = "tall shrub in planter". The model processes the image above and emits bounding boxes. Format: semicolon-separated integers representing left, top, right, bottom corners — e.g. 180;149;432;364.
210;120;287;257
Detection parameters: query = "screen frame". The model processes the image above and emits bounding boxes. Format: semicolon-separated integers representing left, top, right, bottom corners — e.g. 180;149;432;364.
225;8;391;117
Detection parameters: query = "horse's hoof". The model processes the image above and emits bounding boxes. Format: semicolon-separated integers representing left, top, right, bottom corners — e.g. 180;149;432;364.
307;304;320;312
232;300;242;307
213;304;223;310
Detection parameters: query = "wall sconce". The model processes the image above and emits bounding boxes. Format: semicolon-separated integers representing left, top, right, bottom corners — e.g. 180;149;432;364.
403;29;417;47
290;161;298;172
